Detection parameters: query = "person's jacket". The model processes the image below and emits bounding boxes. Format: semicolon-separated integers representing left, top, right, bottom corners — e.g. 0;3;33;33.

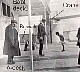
37;23;46;39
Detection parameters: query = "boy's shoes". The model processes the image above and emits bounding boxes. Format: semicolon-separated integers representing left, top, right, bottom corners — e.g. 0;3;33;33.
24;49;27;51
24;49;29;51
61;50;65;52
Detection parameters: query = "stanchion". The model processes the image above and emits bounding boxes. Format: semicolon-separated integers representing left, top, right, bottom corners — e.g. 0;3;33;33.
44;7;47;49
28;0;33;71
49;14;52;43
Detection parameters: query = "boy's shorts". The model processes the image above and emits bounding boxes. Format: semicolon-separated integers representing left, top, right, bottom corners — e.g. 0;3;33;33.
60;41;65;45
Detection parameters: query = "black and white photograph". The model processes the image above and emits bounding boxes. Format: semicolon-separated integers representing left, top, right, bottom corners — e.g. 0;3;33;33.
0;0;80;72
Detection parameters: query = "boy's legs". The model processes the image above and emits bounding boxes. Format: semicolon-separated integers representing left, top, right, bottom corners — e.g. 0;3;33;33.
61;42;65;52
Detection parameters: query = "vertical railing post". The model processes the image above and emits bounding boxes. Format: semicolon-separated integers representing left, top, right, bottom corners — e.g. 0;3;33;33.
28;0;33;71
44;7;47;49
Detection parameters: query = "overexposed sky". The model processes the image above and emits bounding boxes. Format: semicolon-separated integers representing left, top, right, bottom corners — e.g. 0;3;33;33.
49;0;80;17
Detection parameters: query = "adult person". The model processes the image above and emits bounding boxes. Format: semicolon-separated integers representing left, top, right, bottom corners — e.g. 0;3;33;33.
37;19;46;56
56;32;65;52
3;20;21;64
76;28;80;65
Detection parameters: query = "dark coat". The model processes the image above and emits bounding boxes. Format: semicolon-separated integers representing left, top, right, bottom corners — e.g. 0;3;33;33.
3;24;21;56
76;28;80;47
37;23;46;43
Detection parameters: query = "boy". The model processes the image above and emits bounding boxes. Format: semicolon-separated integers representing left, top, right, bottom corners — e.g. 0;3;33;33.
24;40;29;51
56;32;65;52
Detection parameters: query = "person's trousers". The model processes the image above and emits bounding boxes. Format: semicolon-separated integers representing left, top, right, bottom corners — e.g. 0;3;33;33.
78;49;80;64
8;55;14;62
39;43;43;55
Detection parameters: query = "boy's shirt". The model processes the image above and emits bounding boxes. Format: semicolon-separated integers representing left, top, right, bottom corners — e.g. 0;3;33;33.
59;34;64;42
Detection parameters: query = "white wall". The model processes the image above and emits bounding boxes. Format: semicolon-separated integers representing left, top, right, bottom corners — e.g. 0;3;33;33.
63;18;80;41
51;17;80;43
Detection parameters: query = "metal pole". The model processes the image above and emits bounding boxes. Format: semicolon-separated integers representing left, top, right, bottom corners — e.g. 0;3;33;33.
49;14;52;43
28;0;33;71
44;7;47;49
